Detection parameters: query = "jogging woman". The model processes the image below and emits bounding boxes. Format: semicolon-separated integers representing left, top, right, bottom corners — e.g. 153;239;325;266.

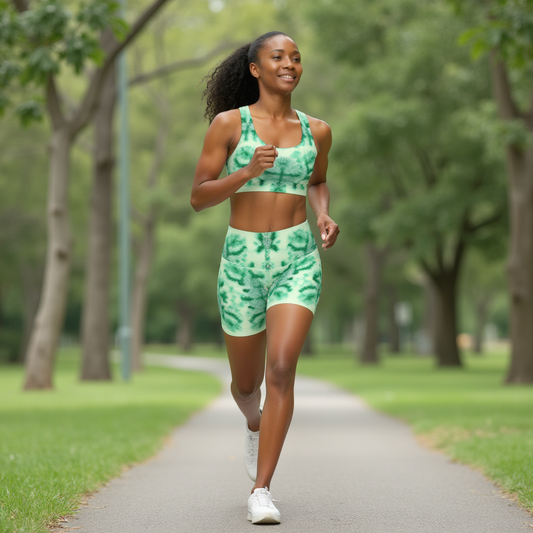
191;31;339;524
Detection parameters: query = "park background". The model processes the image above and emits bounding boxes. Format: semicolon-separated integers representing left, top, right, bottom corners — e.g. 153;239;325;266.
1;0;533;532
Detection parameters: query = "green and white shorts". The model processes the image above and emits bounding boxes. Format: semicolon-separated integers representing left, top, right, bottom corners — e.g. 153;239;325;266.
217;221;322;337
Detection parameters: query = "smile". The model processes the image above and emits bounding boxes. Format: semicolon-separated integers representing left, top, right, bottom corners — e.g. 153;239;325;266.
279;74;296;80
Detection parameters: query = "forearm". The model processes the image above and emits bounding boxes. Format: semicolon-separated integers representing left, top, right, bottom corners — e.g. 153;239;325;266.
191;167;253;211
308;181;330;220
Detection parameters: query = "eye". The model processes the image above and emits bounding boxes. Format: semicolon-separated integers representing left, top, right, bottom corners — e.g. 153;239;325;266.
272;55;281;60
293;56;301;62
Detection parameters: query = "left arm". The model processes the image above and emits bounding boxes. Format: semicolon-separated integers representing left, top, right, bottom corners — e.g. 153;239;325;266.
307;118;340;250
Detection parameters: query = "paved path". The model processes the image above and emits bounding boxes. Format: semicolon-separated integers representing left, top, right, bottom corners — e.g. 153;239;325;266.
68;355;532;532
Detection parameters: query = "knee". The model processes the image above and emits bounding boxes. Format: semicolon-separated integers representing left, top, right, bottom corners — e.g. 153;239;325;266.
231;380;260;401
267;359;296;394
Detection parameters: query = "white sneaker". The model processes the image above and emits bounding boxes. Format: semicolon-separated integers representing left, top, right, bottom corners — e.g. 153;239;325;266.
244;423;259;481
247;487;281;524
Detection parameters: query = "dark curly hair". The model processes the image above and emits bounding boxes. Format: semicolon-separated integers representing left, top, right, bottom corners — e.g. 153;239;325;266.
202;31;290;123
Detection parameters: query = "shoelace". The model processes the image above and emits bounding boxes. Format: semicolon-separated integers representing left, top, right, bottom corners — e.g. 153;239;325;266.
246;432;259;459
254;488;274;508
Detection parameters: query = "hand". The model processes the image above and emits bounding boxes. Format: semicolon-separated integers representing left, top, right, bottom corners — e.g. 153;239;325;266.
317;214;340;250
246;145;278;178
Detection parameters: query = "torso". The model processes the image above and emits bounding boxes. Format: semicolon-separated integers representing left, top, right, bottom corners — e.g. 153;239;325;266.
226;105;317;232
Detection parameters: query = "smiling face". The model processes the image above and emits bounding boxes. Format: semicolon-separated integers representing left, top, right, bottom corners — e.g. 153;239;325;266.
249;34;303;94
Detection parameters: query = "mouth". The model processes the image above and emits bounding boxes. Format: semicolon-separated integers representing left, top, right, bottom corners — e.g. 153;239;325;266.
278;74;296;80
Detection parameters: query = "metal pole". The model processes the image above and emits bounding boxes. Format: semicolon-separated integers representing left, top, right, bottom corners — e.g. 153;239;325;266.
117;0;131;381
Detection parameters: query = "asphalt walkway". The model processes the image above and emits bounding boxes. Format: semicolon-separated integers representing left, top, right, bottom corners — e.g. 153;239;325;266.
68;354;532;532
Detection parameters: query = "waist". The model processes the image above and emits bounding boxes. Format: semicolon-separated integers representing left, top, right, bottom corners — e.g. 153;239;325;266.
229;192;307;233
222;221;317;270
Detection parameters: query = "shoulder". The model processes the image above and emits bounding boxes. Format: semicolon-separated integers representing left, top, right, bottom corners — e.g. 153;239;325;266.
210;108;242;133
302;114;332;152
204;108;242;147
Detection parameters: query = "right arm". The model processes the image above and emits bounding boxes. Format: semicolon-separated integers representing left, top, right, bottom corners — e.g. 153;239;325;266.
191;111;278;212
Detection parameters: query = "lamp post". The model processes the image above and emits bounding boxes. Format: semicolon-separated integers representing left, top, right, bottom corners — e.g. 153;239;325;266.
117;0;131;382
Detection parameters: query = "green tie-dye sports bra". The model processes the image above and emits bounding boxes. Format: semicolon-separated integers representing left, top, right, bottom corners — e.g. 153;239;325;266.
226;106;317;196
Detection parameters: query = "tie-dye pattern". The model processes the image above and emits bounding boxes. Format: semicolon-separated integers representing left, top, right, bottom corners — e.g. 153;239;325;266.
226;106;317;196
217;221;322;337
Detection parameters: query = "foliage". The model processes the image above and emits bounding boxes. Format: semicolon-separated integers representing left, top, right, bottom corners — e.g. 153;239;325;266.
0;0;128;122
450;0;533;69
0;348;220;533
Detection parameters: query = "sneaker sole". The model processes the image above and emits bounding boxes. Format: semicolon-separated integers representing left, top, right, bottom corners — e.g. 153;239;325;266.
247;511;281;524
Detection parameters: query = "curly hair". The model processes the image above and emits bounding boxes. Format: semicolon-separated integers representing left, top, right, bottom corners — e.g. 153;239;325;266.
202;31;289;123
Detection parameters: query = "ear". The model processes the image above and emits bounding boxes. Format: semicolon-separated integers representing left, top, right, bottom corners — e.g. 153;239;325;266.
249;62;260;79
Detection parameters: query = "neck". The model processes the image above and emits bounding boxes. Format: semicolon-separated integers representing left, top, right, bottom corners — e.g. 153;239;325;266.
252;93;293;119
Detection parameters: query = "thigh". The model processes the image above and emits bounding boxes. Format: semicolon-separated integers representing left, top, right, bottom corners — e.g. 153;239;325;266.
268;248;322;314
218;258;269;337
224;331;267;392
265;304;314;373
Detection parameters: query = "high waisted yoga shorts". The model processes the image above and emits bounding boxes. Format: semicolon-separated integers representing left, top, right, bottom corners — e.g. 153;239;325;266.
217;221;322;337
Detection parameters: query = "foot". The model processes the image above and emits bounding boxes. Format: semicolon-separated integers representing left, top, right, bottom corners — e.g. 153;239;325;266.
244;423;259;481
247;487;281;524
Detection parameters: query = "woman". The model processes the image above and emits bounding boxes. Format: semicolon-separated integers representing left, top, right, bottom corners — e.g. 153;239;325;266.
191;31;339;524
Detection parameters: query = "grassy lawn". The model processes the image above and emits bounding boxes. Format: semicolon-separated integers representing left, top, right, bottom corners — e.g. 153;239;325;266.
0;348;221;533
297;347;533;512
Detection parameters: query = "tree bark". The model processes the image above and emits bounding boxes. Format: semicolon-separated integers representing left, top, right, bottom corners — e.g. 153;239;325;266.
430;270;462;367
23;128;72;389
505;146;533;382
80;32;116;381
19;262;42;363
489;53;533;383
131;219;155;372
360;243;387;364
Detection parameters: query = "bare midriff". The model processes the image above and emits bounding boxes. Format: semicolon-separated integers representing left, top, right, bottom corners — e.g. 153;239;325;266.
229;192;307;233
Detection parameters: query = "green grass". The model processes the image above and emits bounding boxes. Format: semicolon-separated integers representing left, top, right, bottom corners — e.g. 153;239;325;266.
297;347;533;511
0;349;221;533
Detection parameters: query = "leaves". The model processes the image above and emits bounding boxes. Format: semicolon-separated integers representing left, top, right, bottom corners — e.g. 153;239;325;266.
0;0;127;126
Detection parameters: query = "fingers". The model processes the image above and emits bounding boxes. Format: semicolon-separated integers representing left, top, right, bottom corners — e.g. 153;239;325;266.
248;145;278;176
319;219;340;250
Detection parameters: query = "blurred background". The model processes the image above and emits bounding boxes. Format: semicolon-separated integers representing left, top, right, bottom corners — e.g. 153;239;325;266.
1;0;532;385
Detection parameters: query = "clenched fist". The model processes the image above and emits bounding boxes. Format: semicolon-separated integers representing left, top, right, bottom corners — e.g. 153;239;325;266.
246;145;278;178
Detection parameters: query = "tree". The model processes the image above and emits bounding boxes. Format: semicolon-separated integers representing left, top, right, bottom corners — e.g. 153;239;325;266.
0;0;172;389
451;0;533;382
307;0;507;366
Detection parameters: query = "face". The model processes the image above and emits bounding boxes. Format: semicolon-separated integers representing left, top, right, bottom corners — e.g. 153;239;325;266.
249;35;303;93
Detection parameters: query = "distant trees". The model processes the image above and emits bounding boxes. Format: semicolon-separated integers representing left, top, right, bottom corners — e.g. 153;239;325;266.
449;0;533;382
307;0;507;366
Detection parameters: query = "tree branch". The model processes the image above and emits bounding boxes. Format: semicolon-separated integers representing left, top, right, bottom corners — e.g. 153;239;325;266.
128;40;242;86
466;211;503;233
46;76;65;129
414;146;437;189
70;0;172;137
489;50;521;120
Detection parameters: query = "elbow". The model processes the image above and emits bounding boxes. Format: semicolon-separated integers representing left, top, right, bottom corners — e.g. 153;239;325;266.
190;194;204;212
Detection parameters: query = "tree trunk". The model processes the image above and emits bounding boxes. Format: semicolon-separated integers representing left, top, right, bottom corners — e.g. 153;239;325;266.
431;270;462;367
23;128;72;389
505;145;533;383
176;303;194;352
489;54;533;383
387;286;401;354
80;42;116;381
20;263;42;363
473;294;492;355
131;220;155;372
360;243;387;364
